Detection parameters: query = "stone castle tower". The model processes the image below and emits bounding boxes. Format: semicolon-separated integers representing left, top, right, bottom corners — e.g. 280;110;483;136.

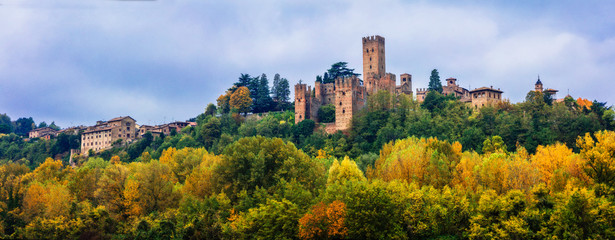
363;36;396;95
363;36;386;80
335;76;366;130
295;35;411;133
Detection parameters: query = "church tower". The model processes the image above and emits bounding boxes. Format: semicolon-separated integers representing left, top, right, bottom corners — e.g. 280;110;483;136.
535;75;543;92
363;35;386;93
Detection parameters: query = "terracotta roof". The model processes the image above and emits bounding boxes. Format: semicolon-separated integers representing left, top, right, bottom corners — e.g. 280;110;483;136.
83;126;114;134
108;116;136;122
470;87;503;93
29;127;56;133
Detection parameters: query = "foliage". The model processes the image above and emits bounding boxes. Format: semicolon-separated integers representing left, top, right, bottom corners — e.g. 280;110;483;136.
321;62;359;84
317;104;335;123
230;86;252;114
428;69;443;93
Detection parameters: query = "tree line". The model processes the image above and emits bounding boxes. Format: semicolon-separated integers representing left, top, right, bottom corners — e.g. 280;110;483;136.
0;130;614;239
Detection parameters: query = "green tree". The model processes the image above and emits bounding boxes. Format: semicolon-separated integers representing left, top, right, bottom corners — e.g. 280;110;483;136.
323;62;359;84
0;113;12;134
317;104;335;123
48;122;60;131
14;117;35;137
272;73;291;111
216;136;325;199
204;103;217;116
200;117;221;149
428;69;443;93
253;73;274;113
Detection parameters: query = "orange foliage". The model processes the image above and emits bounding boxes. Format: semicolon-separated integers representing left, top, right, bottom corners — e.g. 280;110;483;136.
576;97;592;110
298;200;347;239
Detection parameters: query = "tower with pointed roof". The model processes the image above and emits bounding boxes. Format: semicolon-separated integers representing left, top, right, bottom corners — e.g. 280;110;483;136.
535;75;543;92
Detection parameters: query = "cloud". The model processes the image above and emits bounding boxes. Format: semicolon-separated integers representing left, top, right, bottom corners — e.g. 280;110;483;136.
1;0;614;127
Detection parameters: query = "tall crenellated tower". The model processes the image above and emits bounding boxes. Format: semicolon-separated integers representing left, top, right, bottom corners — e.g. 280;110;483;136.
295;83;310;124
335;76;366;131
363;35;386;93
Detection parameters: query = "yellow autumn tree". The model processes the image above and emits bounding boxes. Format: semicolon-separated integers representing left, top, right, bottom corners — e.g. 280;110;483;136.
577;130;615;187
532;143;587;191
122;161;180;218
230;86;252;114
21;181;72;221
477;153;510;194
21;158;71;185
160;147;210;183
372;137;462;188
452;152;481;192
95;163;130;219
183;151;222;199
327;156;365;185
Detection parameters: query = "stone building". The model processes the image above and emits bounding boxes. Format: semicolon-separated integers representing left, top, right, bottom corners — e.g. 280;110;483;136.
28;127;58;139
469;86;503;109
294;35;506;132
415;77;471;102
137;121;193;138
295;35;410;132
81;116;137;155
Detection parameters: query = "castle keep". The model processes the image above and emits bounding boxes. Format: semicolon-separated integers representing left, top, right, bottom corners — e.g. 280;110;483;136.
295;35;504;132
295;35;412;132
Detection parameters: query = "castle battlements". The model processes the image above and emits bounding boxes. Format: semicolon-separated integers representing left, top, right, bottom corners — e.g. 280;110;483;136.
362;35;385;43
295;35;504;133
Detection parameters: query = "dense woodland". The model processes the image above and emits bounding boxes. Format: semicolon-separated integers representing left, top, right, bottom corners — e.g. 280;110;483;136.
0;71;615;239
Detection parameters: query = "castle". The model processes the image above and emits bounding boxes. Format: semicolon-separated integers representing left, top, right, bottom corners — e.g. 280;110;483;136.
295;35;412;132
295;35;504;132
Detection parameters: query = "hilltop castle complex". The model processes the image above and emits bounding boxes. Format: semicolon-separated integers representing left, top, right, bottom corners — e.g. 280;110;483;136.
295;35;505;132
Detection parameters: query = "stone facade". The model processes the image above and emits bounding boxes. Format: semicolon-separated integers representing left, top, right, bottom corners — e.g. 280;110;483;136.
138;121;192;138
295;35;411;132
28;127;58;139
81;116;137;155
469;86;503;109
415;77;471;102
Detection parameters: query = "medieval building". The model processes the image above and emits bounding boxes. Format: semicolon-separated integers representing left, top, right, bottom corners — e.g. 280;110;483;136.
295;35;412;132
416;77;472;102
469;86;503;109
294;35;505;132
81;116;137;155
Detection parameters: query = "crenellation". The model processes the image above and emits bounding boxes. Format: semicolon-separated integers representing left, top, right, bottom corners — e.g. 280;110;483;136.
295;35;505;133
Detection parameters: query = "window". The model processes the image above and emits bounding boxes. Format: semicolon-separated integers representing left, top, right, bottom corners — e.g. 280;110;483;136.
343;109;345;113
127;127;130;131
127;134;130;138
369;65;372;69
339;102;342;106
369;57;372;61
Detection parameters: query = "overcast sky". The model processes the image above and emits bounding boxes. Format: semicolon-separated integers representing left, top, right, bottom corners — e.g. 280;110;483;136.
1;0;614;128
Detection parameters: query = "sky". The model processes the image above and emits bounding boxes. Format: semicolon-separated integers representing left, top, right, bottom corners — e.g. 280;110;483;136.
1;0;614;128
